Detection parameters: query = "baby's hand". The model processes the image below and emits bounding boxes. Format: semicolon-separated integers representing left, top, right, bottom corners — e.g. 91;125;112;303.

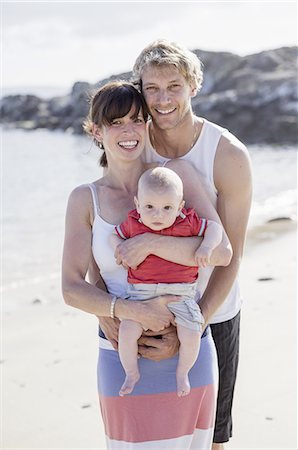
195;246;213;268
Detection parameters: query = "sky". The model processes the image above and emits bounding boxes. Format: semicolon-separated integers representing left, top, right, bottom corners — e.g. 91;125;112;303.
1;1;297;94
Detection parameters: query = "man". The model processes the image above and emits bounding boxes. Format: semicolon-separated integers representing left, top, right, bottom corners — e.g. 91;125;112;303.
114;40;252;450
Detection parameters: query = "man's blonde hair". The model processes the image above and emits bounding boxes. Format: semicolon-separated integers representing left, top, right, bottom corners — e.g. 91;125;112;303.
133;39;203;93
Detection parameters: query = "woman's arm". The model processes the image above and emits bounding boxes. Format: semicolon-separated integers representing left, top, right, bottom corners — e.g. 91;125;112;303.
62;185;177;332
87;255;120;350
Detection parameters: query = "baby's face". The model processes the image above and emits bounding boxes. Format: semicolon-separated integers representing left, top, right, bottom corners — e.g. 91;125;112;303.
135;186;184;231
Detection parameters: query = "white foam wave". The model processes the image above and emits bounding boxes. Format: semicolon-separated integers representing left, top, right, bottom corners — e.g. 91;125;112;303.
1;272;60;293
249;188;297;228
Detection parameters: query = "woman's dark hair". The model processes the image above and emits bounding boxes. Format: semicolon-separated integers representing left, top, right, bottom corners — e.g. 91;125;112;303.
83;80;149;167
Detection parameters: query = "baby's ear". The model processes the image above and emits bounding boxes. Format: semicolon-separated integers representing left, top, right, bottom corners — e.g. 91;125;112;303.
177;200;185;217
134;196;140;212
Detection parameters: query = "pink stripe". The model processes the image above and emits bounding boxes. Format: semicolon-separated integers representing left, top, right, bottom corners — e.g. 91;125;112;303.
99;383;216;443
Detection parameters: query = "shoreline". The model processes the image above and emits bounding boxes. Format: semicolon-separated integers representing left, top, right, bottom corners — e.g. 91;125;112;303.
2;220;297;449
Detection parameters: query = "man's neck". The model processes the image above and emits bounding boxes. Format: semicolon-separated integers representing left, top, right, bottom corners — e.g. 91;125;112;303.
150;115;203;159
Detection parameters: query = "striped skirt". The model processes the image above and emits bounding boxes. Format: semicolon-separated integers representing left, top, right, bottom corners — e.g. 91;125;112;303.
97;328;218;450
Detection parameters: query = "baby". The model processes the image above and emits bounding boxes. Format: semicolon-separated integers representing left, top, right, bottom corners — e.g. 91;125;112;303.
112;167;223;397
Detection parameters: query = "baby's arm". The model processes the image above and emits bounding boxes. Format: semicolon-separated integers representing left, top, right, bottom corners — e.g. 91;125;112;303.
195;220;223;267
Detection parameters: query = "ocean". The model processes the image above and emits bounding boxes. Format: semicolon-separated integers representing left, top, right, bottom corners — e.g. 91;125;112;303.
2;128;297;308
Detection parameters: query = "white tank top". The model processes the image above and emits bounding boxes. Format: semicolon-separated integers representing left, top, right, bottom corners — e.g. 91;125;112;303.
88;183;129;298
142;119;242;324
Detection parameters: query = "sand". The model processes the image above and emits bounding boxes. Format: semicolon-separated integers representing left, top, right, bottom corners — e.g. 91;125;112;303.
2;220;297;450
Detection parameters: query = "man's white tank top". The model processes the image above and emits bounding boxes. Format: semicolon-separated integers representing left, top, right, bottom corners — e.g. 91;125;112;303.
142;119;242;324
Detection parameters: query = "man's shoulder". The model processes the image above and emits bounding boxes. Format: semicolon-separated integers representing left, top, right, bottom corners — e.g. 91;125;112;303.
201;117;246;153
214;132;252;191
216;131;249;164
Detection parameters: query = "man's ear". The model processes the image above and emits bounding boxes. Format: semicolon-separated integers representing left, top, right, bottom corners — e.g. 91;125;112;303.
92;124;103;143
190;83;198;98
134;196;140;212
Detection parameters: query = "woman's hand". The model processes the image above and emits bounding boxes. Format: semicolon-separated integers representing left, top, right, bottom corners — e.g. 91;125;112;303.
129;294;181;332
138;326;180;361
97;316;120;350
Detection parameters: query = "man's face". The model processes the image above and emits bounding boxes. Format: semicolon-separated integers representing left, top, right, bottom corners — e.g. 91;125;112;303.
141;64;197;131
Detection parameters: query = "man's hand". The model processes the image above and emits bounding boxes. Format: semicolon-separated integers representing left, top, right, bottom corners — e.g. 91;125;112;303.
137;325;179;361
114;233;153;269
97;316;120;350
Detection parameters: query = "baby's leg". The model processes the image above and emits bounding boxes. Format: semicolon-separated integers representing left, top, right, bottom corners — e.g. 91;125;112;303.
118;319;143;396
176;324;201;397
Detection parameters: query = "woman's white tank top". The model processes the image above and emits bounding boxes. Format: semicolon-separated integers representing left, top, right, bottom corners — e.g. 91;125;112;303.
87;183;129;298
142;119;242;324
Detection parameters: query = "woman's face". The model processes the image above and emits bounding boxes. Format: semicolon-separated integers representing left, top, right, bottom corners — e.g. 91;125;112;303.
96;107;146;164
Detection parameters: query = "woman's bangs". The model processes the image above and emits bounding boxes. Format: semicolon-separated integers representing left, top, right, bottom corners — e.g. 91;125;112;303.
103;88;144;124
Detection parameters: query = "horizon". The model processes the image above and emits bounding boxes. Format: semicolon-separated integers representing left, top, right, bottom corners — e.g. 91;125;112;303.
2;43;296;97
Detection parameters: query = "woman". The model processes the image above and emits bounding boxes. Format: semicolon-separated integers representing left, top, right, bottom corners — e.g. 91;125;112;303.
62;80;232;450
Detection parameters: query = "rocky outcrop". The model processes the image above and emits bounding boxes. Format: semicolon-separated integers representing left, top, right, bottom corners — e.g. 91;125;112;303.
193;47;298;143
1;48;297;144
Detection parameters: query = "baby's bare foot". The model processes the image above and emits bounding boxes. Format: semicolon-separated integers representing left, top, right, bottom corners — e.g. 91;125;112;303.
177;375;190;397
119;372;140;396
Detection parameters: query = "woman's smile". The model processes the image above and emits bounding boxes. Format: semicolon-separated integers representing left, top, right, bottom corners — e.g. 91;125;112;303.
118;140;139;150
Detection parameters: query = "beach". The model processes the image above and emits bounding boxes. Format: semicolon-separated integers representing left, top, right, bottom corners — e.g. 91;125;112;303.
2;129;297;449
2;219;297;450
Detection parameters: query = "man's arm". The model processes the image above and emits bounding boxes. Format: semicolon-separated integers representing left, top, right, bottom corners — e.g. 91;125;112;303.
138;137;252;360
199;136;253;324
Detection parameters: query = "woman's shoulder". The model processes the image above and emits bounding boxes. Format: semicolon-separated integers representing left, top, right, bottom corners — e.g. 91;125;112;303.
70;177;106;195
67;182;100;211
69;183;92;199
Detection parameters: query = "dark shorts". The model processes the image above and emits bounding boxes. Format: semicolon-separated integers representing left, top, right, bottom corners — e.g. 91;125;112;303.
210;311;240;443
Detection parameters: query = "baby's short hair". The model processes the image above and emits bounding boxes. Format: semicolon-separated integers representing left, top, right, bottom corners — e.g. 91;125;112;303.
138;167;183;198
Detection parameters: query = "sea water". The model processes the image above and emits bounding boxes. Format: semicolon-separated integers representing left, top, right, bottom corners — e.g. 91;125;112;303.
1;128;297;307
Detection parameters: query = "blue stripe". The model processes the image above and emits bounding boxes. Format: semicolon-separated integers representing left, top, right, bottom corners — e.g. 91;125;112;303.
97;329;216;397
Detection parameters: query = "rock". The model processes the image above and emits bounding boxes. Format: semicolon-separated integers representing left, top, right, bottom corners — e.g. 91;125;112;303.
1;47;297;144
267;217;293;223
71;81;92;99
32;298;44;305
0;95;41;122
